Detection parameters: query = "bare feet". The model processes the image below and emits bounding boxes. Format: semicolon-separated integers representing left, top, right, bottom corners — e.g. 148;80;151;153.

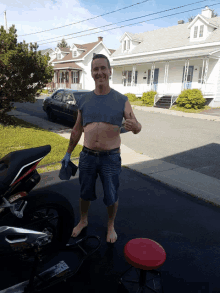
71;220;88;237
107;226;117;243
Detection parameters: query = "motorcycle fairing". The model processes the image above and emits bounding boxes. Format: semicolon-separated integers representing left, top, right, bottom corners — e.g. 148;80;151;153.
0;145;51;195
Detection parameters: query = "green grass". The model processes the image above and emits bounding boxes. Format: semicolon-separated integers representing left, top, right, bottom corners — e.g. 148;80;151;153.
0;116;82;174
129;99;214;113
170;105;212;113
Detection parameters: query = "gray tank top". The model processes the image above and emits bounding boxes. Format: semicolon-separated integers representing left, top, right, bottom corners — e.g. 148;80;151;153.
77;88;128;127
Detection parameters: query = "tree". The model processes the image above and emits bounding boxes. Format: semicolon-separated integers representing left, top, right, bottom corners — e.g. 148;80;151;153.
57;38;69;48
0;25;54;125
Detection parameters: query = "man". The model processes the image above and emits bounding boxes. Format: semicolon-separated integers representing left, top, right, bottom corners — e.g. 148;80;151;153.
62;54;142;243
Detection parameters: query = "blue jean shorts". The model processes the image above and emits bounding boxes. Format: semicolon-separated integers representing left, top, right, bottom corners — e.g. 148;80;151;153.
78;146;122;207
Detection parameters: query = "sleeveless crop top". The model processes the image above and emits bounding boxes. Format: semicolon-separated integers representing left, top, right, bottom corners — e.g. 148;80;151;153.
77;88;128;127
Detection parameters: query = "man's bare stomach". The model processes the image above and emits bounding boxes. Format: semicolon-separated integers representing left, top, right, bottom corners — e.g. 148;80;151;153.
83;122;121;151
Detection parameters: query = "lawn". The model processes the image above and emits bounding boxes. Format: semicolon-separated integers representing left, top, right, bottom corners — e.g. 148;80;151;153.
129;99;212;113
0;116;83;174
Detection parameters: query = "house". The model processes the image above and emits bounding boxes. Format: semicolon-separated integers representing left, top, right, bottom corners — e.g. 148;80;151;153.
51;37;115;90
110;6;220;107
39;48;56;64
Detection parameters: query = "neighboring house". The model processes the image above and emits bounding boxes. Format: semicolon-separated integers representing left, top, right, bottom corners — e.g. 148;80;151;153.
110;6;220;107
39;48;56;64
51;37;115;90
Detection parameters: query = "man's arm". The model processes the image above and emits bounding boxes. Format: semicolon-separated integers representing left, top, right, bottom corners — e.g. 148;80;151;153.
123;100;142;134
67;110;83;153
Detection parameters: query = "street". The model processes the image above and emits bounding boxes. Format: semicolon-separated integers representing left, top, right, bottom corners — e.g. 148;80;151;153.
13;96;220;180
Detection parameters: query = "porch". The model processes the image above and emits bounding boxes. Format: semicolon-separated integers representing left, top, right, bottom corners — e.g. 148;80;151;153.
111;56;218;106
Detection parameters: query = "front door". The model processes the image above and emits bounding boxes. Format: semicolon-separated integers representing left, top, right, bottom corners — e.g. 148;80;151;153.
182;66;194;89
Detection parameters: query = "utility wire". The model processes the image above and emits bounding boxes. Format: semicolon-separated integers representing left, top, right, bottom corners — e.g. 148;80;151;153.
36;0;208;44
37;2;220;46
18;0;151;36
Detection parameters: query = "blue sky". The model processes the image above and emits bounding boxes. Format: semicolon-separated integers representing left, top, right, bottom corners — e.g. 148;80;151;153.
0;0;220;51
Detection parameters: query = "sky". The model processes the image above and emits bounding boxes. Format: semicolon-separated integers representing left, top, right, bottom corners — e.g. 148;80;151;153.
0;0;220;52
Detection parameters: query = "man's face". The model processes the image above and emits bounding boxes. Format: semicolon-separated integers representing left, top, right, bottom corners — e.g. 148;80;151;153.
91;58;111;88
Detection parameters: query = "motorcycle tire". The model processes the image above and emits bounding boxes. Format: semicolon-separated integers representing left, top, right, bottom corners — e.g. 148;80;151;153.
0;190;75;255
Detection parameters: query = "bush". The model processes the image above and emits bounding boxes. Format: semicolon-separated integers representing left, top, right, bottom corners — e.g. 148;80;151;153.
141;91;157;106
176;89;206;109
124;93;137;102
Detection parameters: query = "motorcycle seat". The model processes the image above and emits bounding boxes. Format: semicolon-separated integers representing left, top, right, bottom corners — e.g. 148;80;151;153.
0;145;51;194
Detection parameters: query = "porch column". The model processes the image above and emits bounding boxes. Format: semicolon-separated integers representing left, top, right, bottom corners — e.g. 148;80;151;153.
131;65;136;87
150;63;155;91
163;61;169;94
182;59;189;90
69;69;71;89
57;70;60;88
203;57;209;84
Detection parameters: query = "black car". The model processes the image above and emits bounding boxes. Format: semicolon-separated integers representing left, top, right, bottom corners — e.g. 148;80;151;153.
42;89;90;123
42;88;126;132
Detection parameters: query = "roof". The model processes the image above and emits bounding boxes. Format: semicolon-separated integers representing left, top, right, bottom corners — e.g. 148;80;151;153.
39;48;53;55
58;47;71;53
52;41;100;63
111;47;220;66
53;62;82;70
111;15;220;60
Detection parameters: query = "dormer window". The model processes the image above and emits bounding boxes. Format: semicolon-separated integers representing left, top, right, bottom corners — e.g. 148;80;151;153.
124;41;126;51
194;26;198;38
199;25;204;37
74;51;77;57
127;40;130;50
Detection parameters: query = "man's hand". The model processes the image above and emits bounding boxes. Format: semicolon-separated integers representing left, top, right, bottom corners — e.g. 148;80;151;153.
124;118;138;132
62;152;71;168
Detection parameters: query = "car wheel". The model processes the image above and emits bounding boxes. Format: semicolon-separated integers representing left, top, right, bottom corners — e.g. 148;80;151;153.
47;108;57;122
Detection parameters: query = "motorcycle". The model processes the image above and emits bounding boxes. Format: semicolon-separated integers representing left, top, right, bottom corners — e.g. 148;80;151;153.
0;145;101;293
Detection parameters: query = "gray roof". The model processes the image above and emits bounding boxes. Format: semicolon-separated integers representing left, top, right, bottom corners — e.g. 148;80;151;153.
111;47;220;66
111;14;220;63
39;48;53;55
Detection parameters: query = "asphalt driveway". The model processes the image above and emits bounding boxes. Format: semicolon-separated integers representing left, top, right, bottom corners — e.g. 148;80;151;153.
2;167;220;293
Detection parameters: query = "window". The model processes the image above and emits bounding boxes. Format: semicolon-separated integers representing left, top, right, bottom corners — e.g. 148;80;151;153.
122;71;138;86
127;40;130;50
57;53;61;59
63;92;73;102
199;25;204;37
65;72;69;82
147;70;151;85
74;51;77;57
198;67;205;83
53;91;63;101
194;26;198;38
71;71;79;83
93;53;96;57
124;40;126;51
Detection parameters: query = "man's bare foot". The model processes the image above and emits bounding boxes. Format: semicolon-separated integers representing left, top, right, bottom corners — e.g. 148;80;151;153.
107;226;117;243
71;221;88;237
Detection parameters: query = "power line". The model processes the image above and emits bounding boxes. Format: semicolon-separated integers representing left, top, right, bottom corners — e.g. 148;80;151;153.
36;0;208;45
18;0;151;37
37;2;220;47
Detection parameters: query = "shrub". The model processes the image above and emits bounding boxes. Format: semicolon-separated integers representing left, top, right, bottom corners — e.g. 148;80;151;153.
124;93;137;102
176;89;206;109
141;91;157;106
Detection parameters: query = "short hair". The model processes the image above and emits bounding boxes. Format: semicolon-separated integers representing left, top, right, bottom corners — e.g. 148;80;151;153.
91;54;111;70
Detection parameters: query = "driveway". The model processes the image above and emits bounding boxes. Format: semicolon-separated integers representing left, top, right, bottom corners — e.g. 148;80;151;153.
1;168;220;293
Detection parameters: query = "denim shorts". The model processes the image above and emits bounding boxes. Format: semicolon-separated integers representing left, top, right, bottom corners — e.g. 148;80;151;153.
78;146;122;207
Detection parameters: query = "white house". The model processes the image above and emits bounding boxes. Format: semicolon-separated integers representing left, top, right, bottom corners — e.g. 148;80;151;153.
110;6;220;107
51;37;115;90
40;48;56;64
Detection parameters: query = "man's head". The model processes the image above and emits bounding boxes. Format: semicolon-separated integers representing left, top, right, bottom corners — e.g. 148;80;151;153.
91;54;111;90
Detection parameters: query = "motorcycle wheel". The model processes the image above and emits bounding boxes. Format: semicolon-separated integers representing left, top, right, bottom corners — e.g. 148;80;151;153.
0;190;75;255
